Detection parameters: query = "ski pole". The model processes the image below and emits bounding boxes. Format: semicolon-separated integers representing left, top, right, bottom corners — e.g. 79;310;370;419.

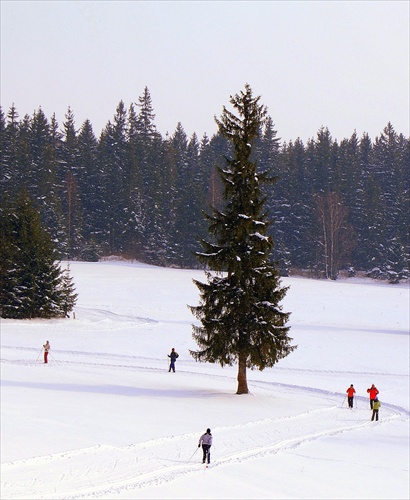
188;446;199;462
49;353;58;364
36;348;43;361
340;395;346;408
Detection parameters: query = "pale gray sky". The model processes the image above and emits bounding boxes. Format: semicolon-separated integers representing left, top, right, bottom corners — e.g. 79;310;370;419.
1;0;409;143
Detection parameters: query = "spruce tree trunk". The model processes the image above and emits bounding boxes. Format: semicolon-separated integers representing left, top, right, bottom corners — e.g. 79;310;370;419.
236;354;249;394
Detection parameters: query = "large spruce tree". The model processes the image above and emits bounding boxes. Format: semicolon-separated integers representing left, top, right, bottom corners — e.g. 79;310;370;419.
190;84;296;394
0;189;78;319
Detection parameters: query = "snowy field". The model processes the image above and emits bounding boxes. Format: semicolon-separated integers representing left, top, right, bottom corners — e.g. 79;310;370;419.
1;260;409;500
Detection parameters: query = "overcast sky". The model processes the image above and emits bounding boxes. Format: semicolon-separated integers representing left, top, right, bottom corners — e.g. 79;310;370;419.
1;1;408;144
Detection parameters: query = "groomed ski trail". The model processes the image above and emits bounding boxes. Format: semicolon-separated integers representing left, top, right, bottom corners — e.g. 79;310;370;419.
1;401;404;499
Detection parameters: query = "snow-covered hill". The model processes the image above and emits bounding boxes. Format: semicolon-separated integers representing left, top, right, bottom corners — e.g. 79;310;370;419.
1;261;409;499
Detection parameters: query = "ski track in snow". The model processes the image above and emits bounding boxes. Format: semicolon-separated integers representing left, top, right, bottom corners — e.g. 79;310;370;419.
1;404;405;500
1;344;408;379
1;400;404;500
1;346;408;499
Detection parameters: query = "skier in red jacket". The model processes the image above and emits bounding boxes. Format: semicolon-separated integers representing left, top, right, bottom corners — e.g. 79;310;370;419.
367;384;379;409
346;384;356;408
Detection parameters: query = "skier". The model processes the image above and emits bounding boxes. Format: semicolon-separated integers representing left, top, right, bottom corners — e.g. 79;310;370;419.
43;340;50;364
371;397;381;421
198;428;212;464
167;348;179;372
346;384;356;408
367;384;379;409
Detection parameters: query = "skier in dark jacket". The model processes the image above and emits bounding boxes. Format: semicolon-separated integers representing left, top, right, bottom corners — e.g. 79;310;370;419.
168;348;179;372
198;428;212;464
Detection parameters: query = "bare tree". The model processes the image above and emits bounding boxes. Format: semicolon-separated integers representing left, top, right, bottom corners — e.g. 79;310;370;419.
315;192;356;278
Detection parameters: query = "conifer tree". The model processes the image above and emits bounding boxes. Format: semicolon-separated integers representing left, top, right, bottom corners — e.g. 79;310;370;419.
77;119;100;257
277;138;312;270
28;108;64;254
190;84;296;394
97;101;128;254
354;133;374;269
136;86;158;141
0;189;77;319
59;263;78;316
1;106;19;199
60;107;83;258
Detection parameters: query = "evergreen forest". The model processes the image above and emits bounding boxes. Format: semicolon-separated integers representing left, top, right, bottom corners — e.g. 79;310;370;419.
1;87;409;282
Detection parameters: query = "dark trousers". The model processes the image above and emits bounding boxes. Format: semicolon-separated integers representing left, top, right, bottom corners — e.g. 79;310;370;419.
44;351;48;363
370;398;375;409
168;361;175;372
348;396;354;408
202;444;211;463
371;409;379;421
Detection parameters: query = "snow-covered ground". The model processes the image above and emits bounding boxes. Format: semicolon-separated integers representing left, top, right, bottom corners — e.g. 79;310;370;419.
1;261;409;500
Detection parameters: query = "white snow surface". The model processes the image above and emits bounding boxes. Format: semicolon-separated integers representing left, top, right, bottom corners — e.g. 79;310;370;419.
1;261;409;500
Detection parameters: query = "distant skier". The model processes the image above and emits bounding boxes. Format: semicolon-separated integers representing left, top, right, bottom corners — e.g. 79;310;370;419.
43;340;50;364
198;428;212;464
346;384;356;408
367;384;379;409
371;397;381;421
167;348;179;372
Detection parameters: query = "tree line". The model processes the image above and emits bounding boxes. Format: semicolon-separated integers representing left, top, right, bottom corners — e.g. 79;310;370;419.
1;87;408;282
